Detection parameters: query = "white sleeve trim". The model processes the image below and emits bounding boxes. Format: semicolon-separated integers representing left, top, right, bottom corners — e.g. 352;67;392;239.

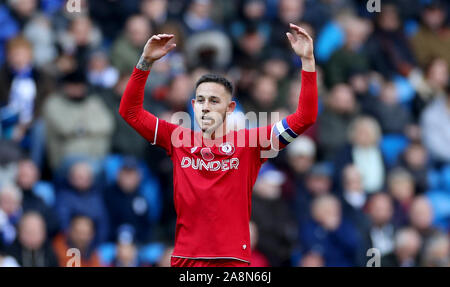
152;117;159;145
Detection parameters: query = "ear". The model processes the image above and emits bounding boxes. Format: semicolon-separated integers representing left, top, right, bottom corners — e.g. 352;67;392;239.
227;100;236;114
191;98;195;110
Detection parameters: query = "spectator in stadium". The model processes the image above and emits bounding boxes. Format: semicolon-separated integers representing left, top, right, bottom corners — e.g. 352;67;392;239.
7;0;39;30
295;162;332;224
297;251;325;267
111;15;153;74
409;197;440;249
110;227;143;267
111;239;140;267
52;215;102;267
283;136;316;202
104;157;153;243
412;57;449;119
0;183;23;246
182;0;218;35
7;211;58;267
242;73;279;118
163;73;194;113
365;81;412;135
388;168;416;227
270;0;305;51
367;3;417;78
410;1;450;69
299;194;360;267
15;158;59;237
397;143;429;194
420;84;450;164
301;0;356;34
54;160;109;244
347;69;377;115
140;0;169;29
229;0;271;45
57;15;103;74
261;50;290;99
421;233;450;267
249;221;270;267
366;192;396;257
23;14;57;68
381;227;422;267
318;83;358;161
98;73;151;159
339;165;372;264
0;140;23;184
340;165;367;210
88;0;141;42
87;50;119;89
324;15;372;87
251;164;297;267
233;24;266;68
43;69;114;171
0;36;53;143
333;116;385;194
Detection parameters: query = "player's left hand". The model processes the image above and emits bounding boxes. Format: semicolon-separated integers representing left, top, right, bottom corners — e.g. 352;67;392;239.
286;23;314;60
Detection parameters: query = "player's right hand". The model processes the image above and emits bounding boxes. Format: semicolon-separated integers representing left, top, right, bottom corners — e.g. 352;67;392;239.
142;34;177;63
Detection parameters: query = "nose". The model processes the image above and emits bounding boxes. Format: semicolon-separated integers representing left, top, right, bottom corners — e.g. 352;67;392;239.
201;102;210;114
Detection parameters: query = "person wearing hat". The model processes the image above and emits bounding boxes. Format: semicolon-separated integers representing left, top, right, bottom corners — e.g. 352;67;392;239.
295;162;333;224
282;135;316;205
42;68;114;170
287;135;316;179
110;225;143;267
104;157;154;244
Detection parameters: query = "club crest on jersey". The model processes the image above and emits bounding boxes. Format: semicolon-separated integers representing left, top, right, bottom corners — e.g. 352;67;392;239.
200;147;214;161
219;142;235;156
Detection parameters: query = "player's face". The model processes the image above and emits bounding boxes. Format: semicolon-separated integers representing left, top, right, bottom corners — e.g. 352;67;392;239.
192;82;235;133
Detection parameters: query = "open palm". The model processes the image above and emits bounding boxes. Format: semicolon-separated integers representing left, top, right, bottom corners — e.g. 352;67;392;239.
286;23;314;60
142;34;177;62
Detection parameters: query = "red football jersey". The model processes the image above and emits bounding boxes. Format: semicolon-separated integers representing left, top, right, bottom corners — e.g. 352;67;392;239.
119;68;317;263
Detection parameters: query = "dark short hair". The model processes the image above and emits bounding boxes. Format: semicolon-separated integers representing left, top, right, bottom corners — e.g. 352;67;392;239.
195;74;233;96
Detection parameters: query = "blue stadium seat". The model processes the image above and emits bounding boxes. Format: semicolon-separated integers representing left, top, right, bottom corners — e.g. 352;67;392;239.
379;134;409;167
441;164;450;192
426;190;450;231
138;242;166;265
393;75;415;104
315;21;345;63
428;168;442;190
98;242;116;266
33;181;55;207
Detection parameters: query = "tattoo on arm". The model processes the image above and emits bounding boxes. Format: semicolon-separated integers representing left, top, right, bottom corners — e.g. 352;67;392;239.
136;55;152;71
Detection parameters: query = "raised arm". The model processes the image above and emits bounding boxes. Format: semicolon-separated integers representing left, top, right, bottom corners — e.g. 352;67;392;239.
272;24;318;148
119;34;177;152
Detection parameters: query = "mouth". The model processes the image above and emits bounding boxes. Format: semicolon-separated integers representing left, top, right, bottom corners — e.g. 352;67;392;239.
201;115;214;123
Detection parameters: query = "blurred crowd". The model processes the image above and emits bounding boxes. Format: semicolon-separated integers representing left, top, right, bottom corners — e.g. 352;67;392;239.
0;0;450;267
